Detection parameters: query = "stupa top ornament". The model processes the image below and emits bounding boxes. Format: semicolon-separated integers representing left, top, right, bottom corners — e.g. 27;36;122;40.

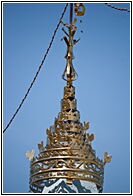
61;3;85;82
26;3;112;193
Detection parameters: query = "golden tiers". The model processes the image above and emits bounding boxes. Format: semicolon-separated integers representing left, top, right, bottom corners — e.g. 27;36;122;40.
26;4;112;193
28;83;105;193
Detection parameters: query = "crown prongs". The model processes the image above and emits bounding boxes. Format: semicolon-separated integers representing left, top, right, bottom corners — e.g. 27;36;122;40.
38;141;45;152
26;149;35;161
87;133;94;146
83;121;90;130
104;152;112;165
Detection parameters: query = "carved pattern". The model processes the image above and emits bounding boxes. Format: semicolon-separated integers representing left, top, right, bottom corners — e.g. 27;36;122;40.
61;98;77;110
28;83;111;193
64;85;75;98
58;110;80;121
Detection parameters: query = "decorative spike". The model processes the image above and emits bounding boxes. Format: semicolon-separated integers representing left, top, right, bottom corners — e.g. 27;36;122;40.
104;152;112;165
87;133;94;145
84;121;90;130
63;36;69;46
62;28;69;37
61;4;79;82
72;18;77;26
26;149;35;161
38;141;44;151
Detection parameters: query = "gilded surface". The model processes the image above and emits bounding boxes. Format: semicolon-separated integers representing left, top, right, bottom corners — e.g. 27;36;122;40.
28;82;107;193
26;4;112;193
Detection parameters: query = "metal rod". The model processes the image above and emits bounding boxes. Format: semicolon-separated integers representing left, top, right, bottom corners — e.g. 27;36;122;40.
70;3;73;25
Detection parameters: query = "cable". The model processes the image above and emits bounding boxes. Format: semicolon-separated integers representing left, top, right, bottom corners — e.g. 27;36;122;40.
3;3;68;133
105;3;130;12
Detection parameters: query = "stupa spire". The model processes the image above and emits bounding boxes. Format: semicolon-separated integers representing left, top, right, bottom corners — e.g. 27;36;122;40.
26;3;112;193
62;3;85;82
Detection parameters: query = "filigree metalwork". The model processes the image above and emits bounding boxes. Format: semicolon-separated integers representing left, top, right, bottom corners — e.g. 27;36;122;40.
27;82;111;193
26;3;112;193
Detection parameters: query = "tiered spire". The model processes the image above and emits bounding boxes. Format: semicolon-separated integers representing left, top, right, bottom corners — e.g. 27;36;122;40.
26;3;112;193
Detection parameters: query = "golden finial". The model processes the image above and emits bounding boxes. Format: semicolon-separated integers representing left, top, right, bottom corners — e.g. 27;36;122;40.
61;3;85;83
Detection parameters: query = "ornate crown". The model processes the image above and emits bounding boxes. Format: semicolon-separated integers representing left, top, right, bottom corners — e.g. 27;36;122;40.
27;83;111;193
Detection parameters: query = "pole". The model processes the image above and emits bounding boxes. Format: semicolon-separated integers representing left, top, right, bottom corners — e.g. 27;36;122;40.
70;3;73;25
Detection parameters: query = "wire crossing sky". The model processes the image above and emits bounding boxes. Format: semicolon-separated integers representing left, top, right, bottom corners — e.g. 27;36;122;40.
104;3;130;12
3;3;130;134
3;3;68;133
3;2;130;194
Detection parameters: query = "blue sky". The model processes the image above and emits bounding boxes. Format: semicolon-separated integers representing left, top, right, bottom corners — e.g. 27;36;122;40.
3;2;130;194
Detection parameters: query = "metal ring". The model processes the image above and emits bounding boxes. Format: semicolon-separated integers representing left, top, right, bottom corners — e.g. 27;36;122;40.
74;3;86;16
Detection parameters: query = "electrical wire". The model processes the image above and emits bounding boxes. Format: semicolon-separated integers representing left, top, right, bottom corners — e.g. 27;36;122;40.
3;3;68;133
105;3;130;12
3;2;130;133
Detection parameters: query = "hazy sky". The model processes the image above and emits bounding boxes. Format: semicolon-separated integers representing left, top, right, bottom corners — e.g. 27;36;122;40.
3;2;130;194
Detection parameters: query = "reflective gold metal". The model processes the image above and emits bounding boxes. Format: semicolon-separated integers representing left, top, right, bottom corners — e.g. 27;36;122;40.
74;3;86;16
61;4;79;81
26;3;112;193
27;81;112;192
